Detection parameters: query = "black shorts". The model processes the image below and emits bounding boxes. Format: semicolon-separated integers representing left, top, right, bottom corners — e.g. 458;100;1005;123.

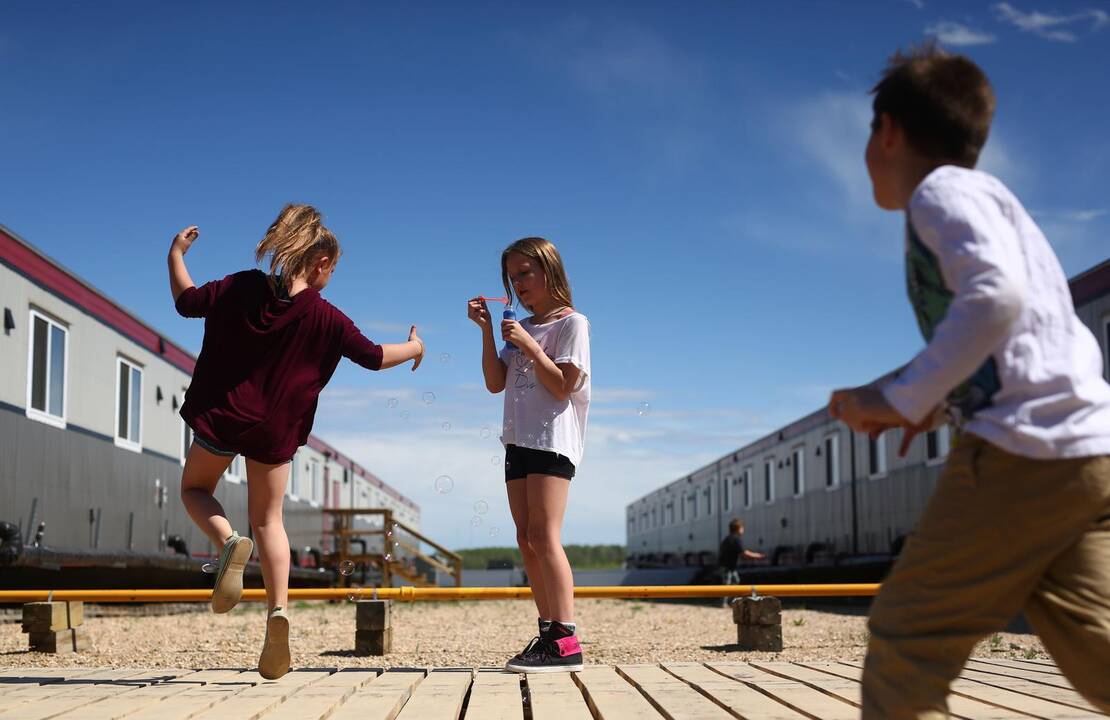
504;444;576;481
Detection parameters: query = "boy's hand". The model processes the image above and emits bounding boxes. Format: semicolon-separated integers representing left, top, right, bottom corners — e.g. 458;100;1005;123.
828;386;907;434
501;319;537;354
467;297;491;330
894;404;946;457
171;226;199;255
408;325;424;371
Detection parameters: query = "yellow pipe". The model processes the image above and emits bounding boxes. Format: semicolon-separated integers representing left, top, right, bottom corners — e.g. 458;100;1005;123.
0;584;879;604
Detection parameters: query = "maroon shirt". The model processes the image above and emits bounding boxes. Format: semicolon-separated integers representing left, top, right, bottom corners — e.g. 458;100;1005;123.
176;270;383;463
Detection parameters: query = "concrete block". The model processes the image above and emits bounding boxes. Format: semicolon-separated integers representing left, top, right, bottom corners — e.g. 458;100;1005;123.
731;596;781;626
737;624;783;652
28;627;90;654
21;601;83;633
355;600;391;631
355;628;393;655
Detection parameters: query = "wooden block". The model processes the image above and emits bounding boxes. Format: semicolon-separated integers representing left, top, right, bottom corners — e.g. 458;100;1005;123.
737;624;782;651
731;596;781;626
72;627;91;652
67;601;84;628
27;627;90;654
355;627;392;655
21;601;83;632
355;600;390;630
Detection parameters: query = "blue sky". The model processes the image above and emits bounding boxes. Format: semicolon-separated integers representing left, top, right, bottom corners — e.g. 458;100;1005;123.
2;1;1107;550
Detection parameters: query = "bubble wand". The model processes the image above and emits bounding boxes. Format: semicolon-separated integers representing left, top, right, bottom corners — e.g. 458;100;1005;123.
479;296;517;350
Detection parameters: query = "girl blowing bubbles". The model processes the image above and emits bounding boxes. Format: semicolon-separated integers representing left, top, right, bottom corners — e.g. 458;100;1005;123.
168;204;423;679
468;237;591;673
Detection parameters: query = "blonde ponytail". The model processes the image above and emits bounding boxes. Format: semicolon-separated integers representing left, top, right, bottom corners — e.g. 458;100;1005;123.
255;204;341;290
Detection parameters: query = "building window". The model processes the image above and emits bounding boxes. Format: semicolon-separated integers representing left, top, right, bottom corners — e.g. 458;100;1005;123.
667;501;675;525
743;467;753;508
651;507;657;528
26;310;68;428
764;458;775;504
926;425;951;464
869;432;887;477
310;459;321;505
288;455;299;498
723;474;733;512
1104;316;1110;383
792;446;805;497
824;433;840;488
224;455;244;483
680;493;686;522
115;357;143;452
691;490;699;520
180;389;193;465
704;486;712;516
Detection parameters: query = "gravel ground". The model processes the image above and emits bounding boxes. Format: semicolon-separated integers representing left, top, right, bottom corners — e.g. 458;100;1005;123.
0;599;1048;669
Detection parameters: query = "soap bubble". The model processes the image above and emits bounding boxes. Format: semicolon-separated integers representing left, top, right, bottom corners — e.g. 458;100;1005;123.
480;426;492;439
338;560;355;576
387;398;398;409
473;500;489;515
440;353;451;363
201;563;216;574
442;422;452;432
422;391;436;405
434;475;454;494
399;410;410;420
638;402;651;416
491;455;501;466
489;527;500;538
384;553;393;562
470;516;482;527
347;585;362;602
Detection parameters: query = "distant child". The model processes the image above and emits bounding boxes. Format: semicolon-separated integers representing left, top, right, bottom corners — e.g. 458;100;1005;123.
168;204;424;679
718;518;765;605
829;46;1110;717
467;237;591;673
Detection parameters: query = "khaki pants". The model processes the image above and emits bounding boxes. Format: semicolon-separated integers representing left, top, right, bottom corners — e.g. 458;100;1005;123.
861;434;1110;719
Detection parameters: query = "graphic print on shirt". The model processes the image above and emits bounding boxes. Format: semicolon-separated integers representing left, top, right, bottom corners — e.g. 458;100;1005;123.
905;215;1001;422
511;348;537;392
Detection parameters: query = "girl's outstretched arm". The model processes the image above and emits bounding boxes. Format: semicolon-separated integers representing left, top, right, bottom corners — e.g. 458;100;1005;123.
468;298;506;393
379;325;425;371
167;226;198;302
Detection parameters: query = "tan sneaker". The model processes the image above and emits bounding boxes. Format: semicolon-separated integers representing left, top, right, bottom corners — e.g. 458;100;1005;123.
210;533;253;614
258;606;290;680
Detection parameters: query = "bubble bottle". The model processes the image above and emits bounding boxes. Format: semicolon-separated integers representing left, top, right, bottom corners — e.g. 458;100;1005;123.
503;305;518;352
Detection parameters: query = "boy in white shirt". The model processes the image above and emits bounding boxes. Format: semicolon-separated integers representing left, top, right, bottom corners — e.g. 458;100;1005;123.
829;45;1110;718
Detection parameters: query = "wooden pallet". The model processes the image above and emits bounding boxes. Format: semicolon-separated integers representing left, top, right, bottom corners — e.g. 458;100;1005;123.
0;659;1103;719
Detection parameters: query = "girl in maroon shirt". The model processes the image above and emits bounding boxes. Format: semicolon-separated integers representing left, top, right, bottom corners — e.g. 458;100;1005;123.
167;204;424;679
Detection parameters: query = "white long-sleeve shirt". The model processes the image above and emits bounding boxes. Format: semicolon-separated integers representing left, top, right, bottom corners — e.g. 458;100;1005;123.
882;165;1110;459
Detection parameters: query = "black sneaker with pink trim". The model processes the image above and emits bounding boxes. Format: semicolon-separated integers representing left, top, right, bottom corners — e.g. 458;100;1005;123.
504;621;583;673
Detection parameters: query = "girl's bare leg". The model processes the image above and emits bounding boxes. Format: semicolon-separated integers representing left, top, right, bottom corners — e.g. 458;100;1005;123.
245;459;291;611
180;444;235;547
525;474;574;623
507;479;551;619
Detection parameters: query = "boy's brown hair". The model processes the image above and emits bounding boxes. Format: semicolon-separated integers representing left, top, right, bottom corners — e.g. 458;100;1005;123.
729;518;744;534
871;43;995;168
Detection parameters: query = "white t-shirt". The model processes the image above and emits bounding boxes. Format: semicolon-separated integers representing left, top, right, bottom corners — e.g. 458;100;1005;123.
882;165;1110;459
499;311;592;467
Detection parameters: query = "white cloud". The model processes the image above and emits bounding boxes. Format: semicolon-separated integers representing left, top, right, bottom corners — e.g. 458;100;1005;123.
792;91;874;209
993;3;1109;42
904;0;926;9
1062;209;1108;222
591;387;655;404
977;133;1024;188
925;21;998;46
311;381;774;548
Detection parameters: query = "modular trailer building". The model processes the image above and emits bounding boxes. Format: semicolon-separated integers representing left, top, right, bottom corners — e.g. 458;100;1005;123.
627;258;1110;568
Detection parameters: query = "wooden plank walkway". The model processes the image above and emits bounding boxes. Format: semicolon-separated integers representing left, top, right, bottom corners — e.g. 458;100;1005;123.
0;659;1103;719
